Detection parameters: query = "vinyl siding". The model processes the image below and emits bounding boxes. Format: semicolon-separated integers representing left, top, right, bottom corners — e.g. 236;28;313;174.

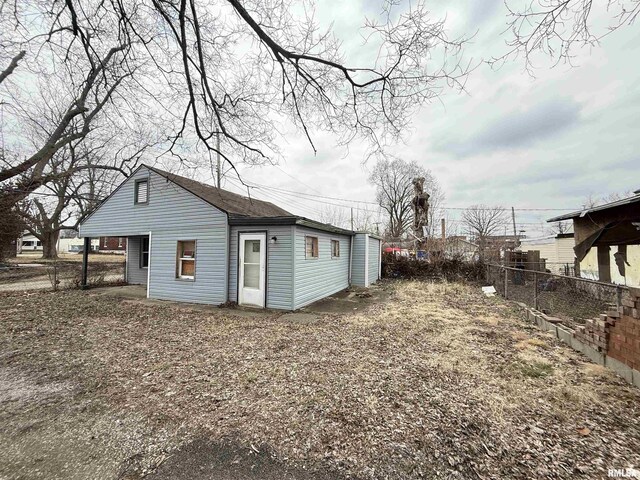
80;167;229;304
351;233;367;286
229;225;294;310
368;237;381;284
126;236;148;285
293;226;351;309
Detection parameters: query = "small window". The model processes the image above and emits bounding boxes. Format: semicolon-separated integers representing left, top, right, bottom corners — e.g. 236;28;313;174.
305;236;318;259
331;239;340;258
135;179;149;204
177;240;196;279
118;237;123;248
140;237;149;268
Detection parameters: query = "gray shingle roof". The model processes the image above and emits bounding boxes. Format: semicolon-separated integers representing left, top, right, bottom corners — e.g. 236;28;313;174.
146;165;293;218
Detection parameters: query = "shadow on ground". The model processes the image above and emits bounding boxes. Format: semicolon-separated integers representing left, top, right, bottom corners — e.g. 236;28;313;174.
141;438;345;480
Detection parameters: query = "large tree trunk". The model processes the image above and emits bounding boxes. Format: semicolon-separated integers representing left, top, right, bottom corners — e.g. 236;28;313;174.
40;230;60;259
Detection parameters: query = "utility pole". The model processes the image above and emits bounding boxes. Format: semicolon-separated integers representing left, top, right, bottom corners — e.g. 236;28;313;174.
511;207;518;247
216;132;221;188
350;207;354;231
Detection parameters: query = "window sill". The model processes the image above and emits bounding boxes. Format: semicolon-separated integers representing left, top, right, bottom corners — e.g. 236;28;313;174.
175;277;195;282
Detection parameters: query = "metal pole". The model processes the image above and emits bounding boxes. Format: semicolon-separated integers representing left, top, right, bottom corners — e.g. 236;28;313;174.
511;207;518;247
534;271;538;310
81;237;90;289
216;131;221;188
504;268;508;299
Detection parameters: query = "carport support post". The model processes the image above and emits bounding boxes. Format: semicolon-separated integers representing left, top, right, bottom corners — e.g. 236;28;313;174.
81;237;90;290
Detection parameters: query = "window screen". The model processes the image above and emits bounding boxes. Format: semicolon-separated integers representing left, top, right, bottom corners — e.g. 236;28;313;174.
135;179;148;204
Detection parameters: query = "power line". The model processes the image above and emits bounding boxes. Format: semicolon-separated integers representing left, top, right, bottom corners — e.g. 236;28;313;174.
226;177;579;212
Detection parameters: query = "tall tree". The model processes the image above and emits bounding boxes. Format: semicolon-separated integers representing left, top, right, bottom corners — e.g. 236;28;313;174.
1;0;470;204
461;205;508;259
499;0;640;70
369;158;441;240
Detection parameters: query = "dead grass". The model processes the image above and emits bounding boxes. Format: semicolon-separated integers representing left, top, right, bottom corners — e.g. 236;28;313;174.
1;281;640;479
9;253;125;263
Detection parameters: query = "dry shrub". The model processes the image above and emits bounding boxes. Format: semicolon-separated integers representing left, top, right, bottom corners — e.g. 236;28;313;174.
382;253;485;282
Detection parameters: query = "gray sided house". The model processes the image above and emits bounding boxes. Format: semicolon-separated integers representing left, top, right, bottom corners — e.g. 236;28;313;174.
79;165;381;310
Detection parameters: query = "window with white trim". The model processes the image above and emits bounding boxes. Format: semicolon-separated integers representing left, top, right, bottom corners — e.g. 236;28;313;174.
118;237;123;248
134;179;149;204
331;239;340;258
176;240;196;279
305;236;318;259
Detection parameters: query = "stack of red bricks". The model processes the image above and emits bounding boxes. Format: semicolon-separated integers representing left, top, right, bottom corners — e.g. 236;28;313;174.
573;313;615;353
607;287;640;370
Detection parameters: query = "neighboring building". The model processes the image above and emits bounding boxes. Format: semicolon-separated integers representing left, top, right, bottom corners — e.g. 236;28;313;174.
548;191;640;286
17;233;42;252
78;165;381;309
444;235;478;261
98;236;127;253
57;236;99;254
518;233;576;274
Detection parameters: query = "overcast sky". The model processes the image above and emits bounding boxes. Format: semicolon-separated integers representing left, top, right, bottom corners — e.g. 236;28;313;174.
199;0;640;238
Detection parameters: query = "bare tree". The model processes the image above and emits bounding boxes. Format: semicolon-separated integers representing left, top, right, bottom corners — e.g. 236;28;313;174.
461;205;508;259
497;0;640;71
547;220;573;236
1;0;470;205
317;205;376;232
369;157;441;240
18;143;119;259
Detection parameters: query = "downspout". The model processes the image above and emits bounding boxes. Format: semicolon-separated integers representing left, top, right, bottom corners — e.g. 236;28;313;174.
348;234;354;286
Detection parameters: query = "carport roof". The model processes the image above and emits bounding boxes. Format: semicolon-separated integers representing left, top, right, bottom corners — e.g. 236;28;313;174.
547;192;640;222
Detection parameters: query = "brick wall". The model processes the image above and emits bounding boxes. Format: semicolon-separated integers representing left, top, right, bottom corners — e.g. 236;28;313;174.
98;236;127;251
608;290;640;370
573;287;640;370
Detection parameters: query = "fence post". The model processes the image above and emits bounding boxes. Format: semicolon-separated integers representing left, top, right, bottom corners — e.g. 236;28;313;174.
504;267;508;299
533;271;538;310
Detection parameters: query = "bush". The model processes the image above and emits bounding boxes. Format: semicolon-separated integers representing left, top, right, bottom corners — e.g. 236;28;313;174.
382;253;485;282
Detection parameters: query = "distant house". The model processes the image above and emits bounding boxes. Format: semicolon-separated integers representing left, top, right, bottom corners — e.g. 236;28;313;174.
548;191;640;286
78;165;381;309
444;235;478;261
17;233;42;252
518;233;576;274
98;236;127;253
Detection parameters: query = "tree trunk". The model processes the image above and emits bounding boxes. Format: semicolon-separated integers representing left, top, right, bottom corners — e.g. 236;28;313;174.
40;230;60;259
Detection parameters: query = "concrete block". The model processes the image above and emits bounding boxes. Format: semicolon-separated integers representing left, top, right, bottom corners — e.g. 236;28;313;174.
605;356;634;383
583;344;605;366
557;327;573;345
570;335;586;354
628;286;640;300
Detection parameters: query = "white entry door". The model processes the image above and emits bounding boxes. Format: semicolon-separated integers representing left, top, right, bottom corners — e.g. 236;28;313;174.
238;233;266;308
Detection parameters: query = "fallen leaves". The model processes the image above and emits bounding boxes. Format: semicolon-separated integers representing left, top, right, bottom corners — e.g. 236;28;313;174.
1;282;639;480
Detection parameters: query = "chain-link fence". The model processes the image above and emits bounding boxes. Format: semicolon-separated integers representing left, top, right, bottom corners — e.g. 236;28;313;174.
486;263;629;329
0;257;126;292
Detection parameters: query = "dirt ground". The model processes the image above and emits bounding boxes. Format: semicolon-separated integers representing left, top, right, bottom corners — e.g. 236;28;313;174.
1;281;639;480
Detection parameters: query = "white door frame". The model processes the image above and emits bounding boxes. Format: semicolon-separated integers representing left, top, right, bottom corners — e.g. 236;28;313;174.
238;232;267;308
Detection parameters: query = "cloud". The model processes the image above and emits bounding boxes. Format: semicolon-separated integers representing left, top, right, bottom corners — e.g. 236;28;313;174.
437;98;583;157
